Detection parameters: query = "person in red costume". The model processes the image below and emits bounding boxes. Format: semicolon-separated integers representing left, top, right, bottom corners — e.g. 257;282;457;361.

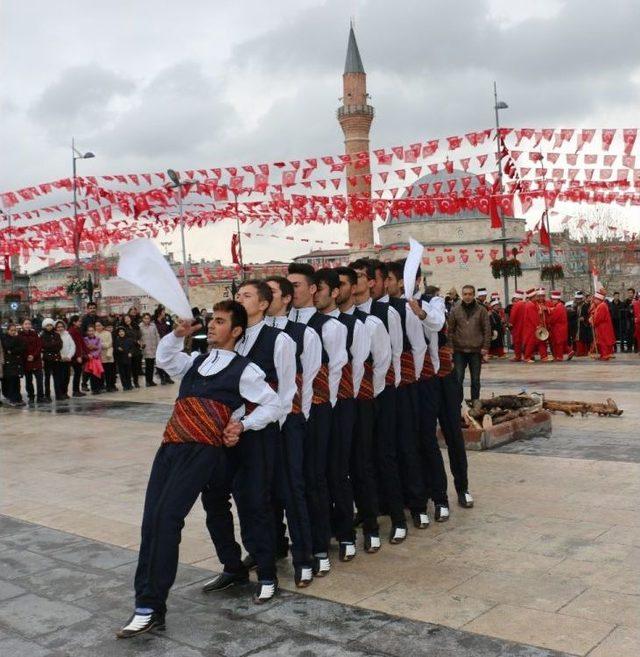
548;291;573;361
589;289;616;360
633;294;640;354
508;290;525;361
523;288;552;363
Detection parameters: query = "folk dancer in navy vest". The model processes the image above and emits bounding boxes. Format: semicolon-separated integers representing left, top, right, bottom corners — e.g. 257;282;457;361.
263;275;321;587
336;267;400;553
315;268;370;561
353;259;407;543
116;301;281;639
201;280;296;603
401;273;451;523
287;263;348;576
382;260;434;529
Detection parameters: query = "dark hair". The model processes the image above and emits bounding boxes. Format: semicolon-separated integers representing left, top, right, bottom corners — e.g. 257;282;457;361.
213;299;248;339
314;267;340;291
349;258;375;280
386;260;405;280
628;287;636;294
369;258;389;280
142;312;151;319
265;276;294;300
287;262;315;284
239;279;273;306
334;266;357;286
462;284;476;294
87;302;97;308
69;314;80;324
424;285;438;297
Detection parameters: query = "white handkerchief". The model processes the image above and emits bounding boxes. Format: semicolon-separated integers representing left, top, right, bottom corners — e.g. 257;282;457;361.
403;237;424;300
116;239;192;319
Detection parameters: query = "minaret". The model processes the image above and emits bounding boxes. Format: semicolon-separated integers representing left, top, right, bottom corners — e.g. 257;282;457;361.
338;24;374;252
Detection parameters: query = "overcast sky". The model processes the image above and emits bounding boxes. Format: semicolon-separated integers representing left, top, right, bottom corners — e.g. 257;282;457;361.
1;0;639;267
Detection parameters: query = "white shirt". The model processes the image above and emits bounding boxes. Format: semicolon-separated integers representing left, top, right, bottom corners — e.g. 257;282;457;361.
155;332;281;431
235;320;297;427
343;305;390;396
267;315;321;419
357;297;402;387
419;296;446;374
328;308;370;397
396;295;427;379
59;331;76;361
288;306;347;406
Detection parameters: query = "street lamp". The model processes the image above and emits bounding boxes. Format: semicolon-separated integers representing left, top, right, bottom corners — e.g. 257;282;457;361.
493;82;510;305
166;168;195;297
72;137;95;282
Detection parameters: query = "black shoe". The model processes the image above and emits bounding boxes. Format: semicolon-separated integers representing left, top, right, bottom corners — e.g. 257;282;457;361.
133;382;140;389
294;566;313;588
411;511;430;529
116;610;165;639
202;570;249;593
457;491;474;508
165;379;174;385
434;504;450;522
364;534;381;554
312;554;331;577
92;390;102;395
37;396;47;403
253;579;278;605
9;400;26;407
147;382;157;387
81;385;89;392
339;542;356;562
242;554;257;571
72;392;86;398
389;525;407;544
28;396;35;403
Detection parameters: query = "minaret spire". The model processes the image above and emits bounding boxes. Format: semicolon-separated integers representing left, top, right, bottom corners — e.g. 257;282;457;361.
337;23;374;253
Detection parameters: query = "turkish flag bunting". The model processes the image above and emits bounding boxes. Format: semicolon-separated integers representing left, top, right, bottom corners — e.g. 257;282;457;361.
623;128;637;155
602;128;616;151
489;180;502;228
3;255;11;281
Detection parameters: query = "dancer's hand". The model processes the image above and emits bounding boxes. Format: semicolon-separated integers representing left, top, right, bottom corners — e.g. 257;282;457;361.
173;318;201;338
223;419;243;447
408;298;426;320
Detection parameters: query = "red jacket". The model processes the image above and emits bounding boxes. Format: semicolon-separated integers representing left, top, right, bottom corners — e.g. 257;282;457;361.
592;301;616;347
18;330;43;371
548;301;568;344
509;300;525;339
68;325;87;361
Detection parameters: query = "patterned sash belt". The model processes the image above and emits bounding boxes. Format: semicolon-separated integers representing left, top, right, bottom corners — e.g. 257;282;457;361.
438;346;454;377
420;354;435;380
291;372;303;414
357;361;375;400
338;362;354;400
312;363;330;405
399;350;416;387
162;397;231;446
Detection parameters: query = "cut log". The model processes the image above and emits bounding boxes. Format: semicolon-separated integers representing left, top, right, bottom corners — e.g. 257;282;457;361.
543;399;623;417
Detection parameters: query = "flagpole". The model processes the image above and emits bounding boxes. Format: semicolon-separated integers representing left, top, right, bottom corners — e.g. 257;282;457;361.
538;152;555;288
493;82;509;304
232;191;244;276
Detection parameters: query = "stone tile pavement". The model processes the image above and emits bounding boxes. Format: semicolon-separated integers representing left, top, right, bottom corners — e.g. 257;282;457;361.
1;354;639;655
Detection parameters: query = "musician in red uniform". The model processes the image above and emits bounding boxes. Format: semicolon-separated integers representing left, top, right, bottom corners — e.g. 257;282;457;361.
548;291;574;361
508;290;525;361
523;288;551;362
633;294;640;354
590;289;616;360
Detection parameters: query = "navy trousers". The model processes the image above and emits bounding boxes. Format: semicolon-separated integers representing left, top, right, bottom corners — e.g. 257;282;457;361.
351;398;379;535
437;371;469;495
272;413;313;568
373;385;406;527
201;425;277;581
328;397;356;543
303;402;333;555
135;443;226;614
416;377;449;506
395;383;427;514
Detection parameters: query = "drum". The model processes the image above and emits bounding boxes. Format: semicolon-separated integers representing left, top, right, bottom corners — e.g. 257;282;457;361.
535;325;550;341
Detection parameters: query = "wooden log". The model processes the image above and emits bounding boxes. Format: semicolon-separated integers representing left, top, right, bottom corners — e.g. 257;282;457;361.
543;399;623;417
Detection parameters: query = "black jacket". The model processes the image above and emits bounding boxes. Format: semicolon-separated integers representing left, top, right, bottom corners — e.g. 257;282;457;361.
1;334;26;377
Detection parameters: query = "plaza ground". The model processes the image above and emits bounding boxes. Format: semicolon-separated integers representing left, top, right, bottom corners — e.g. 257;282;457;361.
1;355;639;656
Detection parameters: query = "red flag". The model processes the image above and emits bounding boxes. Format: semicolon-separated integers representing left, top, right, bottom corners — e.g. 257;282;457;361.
623;128;637;156
231;233;240;264
539;218;551;249
3;255;12;281
489;180;502;228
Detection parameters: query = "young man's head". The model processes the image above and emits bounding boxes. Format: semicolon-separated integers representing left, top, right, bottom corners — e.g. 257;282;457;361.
265;276;294;317
236;279;273;323
386;260;405;298
313;268;340;313
627;287;635;300
86;302;97;315
208;300;248;350
287;263;316;309
142;312;151;325
69;314;80;328
22;318;32;331
368;259;388;300
613;291;620;301
334;266;357;310
461;285;476;304
349;258;375;302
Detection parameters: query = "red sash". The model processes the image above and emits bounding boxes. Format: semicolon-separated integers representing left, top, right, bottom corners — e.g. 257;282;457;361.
420;353;435;380
399;351;415;386
162;397;231;446
312;363;330;404
437;346;454;377
338;362;354;400
357;361;375;400
291;372;303;414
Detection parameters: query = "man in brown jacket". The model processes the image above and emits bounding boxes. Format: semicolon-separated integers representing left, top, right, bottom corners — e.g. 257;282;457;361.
448;284;491;402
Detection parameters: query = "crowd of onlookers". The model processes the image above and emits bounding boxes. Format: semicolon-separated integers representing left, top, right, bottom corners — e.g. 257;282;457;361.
0;303;209;407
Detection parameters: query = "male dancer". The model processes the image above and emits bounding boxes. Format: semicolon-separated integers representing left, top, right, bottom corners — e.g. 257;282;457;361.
384;260;431;528
287;263;347;576
263;275;320;587
201;280;296;603
116;301;281;638
315;268;369;559
350;259;394;549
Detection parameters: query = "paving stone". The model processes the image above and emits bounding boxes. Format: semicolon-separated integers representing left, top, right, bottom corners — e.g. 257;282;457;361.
247;633;385;656
252;595;393;642
0;632;54;657
0;523;88;554
0;593;91;638
0;514;33;537
113;559;214;591
49;539;138;570
0;548;59;580
0;578;27;601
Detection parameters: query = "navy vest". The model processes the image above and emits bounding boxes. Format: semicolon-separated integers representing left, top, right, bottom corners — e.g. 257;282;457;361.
244;324;280;387
177;352;248;411
352;308;372;364
307;312;332;364
337;312;357;361
284;320;305;374
388;297;411;352
370;300;390;331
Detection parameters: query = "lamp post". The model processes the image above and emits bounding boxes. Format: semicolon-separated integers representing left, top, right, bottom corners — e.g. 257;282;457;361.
231;190;245;275
71;138;95;282
493;82;510;304
166;169;196;298
537;152;555;288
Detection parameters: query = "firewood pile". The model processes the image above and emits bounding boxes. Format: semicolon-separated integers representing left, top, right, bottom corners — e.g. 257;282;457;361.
463;393;623;429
